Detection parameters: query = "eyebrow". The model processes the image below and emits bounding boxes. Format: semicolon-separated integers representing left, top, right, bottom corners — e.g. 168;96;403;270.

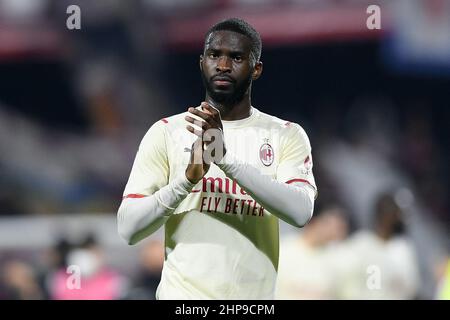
206;48;246;56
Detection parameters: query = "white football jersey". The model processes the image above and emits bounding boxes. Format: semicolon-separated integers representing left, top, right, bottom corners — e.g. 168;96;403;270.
123;106;316;299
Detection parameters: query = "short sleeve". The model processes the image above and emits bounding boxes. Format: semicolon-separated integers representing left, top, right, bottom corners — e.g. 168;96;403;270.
123;121;169;198
276;123;317;197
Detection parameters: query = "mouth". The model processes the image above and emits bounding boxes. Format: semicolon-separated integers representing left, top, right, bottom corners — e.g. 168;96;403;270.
212;76;234;86
214;80;232;87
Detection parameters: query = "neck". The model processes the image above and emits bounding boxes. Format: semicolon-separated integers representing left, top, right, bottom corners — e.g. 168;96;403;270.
375;225;391;241
206;92;252;121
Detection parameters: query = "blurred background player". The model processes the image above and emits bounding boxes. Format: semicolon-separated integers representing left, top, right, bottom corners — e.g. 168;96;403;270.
337;193;420;300
276;203;349;299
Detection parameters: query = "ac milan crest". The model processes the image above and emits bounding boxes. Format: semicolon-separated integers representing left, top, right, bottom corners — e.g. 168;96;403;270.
259;143;274;166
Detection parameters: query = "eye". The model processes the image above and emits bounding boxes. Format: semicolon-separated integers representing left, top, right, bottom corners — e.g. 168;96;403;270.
208;52;218;59
233;55;242;62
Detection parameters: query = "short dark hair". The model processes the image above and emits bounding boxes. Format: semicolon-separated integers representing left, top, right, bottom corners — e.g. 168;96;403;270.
204;18;262;64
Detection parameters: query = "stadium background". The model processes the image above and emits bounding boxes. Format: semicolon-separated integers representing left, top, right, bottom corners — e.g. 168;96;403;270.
0;0;448;299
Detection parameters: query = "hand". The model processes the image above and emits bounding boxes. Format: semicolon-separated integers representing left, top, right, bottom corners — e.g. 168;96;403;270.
185;102;227;164
185;136;210;184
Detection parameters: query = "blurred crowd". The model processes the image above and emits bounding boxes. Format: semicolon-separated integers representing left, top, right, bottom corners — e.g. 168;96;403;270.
0;0;448;299
0;234;164;300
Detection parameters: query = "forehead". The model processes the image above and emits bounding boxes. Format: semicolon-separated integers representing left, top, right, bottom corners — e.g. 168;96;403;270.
205;30;252;53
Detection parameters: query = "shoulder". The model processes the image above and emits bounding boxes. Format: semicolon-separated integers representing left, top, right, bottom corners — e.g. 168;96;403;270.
134;112;188;155
389;237;416;253
255;108;309;136
158;111;189;127
141;111;188;141
350;230;374;241
255;109;311;151
347;231;378;249
151;111;188;131
255;108;293;129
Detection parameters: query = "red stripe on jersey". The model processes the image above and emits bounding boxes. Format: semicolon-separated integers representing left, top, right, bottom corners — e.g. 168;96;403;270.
286;178;314;188
161;118;168;123
123;194;147;199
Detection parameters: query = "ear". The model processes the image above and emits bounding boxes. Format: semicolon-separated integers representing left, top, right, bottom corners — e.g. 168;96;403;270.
252;61;263;80
199;54;203;71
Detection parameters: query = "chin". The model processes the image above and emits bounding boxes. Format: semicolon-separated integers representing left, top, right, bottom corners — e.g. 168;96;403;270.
212;85;234;93
212;95;234;105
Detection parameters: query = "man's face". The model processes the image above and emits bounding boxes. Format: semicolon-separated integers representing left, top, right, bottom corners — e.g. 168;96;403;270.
200;30;260;107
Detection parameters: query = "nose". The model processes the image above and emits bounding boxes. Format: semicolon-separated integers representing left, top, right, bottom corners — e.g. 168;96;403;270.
216;56;231;73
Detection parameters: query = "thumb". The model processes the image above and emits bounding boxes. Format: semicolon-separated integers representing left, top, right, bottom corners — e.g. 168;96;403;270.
190;138;204;165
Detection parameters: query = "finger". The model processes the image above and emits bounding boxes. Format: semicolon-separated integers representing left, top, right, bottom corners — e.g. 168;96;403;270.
188;107;213;121
190;138;204;165
200;102;213;114
185;115;209;130
191;137;203;150
186;125;203;138
188;107;218;127
186;124;216;143
202;103;220;118
201;103;223;129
